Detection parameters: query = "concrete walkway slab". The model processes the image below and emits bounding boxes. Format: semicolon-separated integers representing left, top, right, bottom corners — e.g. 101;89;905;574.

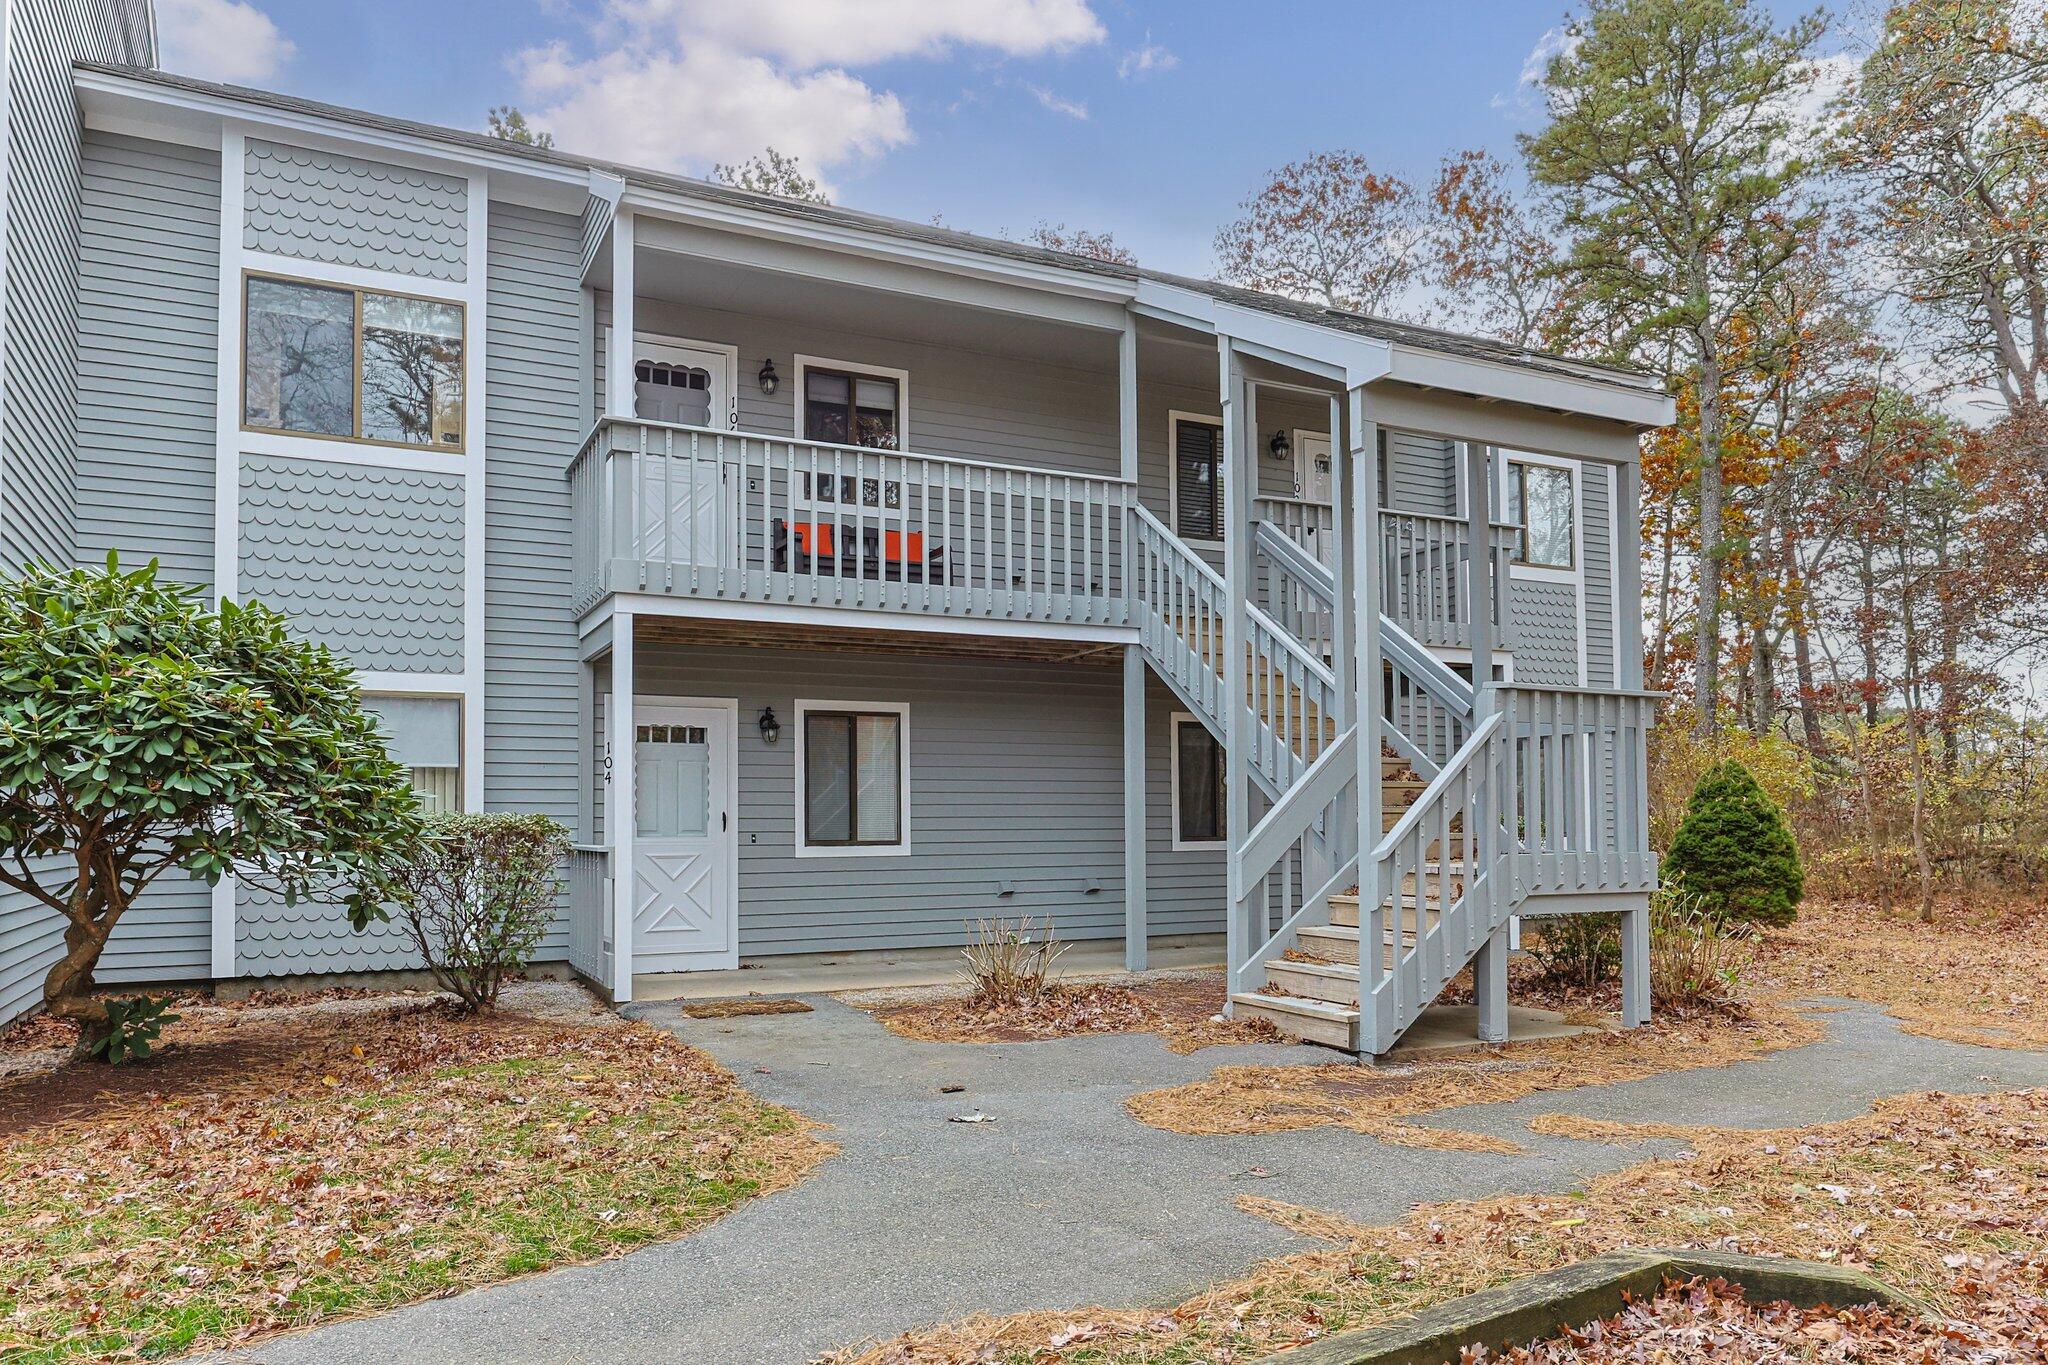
206;998;2048;1365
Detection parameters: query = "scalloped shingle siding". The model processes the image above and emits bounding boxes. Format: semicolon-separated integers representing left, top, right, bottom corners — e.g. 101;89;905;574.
243;138;467;282
238;456;465;672
1509;578;1583;686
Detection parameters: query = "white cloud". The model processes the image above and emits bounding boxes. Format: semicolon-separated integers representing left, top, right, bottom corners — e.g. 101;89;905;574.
1117;40;1176;80
517;0;1105;177
595;0;1104;66
514;42;909;179
1025;84;1089;120
155;0;294;85
1492;23;1582;115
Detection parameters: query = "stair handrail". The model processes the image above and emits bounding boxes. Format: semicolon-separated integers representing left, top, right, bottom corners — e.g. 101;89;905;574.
1236;725;1356;881
1253;520;1336;607
1370;710;1503;864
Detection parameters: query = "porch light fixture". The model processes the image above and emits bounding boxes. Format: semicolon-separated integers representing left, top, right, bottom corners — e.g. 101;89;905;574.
757;358;780;396
1267;429;1292;462
758;706;781;744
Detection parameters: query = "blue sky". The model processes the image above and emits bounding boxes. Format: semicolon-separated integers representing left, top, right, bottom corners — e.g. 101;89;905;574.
157;0;1824;278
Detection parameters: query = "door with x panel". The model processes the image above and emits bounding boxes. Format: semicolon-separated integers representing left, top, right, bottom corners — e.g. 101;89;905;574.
632;702;738;971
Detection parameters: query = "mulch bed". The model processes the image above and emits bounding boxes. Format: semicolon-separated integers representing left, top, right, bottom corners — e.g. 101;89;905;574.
0;986;833;1363
861;972;1280;1053
1122;999;1820;1148
1490;1273;2045;1362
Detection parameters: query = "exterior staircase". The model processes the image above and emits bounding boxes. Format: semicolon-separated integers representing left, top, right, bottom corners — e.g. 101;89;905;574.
1132;504;1507;1056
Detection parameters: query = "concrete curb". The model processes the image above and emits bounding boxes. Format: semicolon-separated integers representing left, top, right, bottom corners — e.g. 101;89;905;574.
1258;1249;1903;1364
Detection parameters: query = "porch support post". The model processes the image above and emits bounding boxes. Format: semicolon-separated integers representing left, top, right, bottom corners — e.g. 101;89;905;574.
1349;383;1385;1054
1617;461;1646;690
1122;644;1148;972
1465;437;1509;1041
1474;921;1510;1043
1329;393;1354;728
606;211;636;418
1464;440;1495;716
608;610;636;1004
1220;338;1251;994
1619;900;1652;1027
1119;313;1139;485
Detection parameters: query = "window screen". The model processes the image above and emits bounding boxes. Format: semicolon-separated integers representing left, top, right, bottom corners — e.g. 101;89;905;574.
1175;420;1223;541
1175;719;1226;844
803;710;903;847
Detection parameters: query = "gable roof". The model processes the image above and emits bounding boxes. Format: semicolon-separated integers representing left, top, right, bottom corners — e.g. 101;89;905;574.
74;60;1664;401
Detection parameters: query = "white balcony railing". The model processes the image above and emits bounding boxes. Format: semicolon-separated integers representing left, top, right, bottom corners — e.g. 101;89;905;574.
571;418;1134;627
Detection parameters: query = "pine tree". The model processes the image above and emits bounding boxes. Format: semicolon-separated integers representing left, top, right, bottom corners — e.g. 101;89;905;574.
1664;760;1805;927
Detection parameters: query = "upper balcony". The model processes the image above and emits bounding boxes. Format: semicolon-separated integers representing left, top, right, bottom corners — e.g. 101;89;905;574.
569;417;1134;631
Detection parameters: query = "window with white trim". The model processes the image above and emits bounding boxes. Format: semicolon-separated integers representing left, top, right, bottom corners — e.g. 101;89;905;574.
1508;459;1575;570
243;273;466;451
797;702;908;852
363;694;463;813
1170;714;1226;848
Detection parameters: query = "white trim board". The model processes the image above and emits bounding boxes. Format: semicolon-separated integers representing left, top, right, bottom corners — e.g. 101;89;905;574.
791;698;912;859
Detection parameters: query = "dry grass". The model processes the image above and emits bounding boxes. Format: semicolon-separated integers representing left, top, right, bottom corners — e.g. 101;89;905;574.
822;1088;2048;1363
1122;1001;1821;1142
680;997;815;1019
862;972;1280;1055
1755;896;2048;1050
0;990;833;1363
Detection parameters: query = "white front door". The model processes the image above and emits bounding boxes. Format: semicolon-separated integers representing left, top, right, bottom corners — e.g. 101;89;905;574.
1295;432;1333;505
630;336;737;431
616;333;741;570
632;701;739;971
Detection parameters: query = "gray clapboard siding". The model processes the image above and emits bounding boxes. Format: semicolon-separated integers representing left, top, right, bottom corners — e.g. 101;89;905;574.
1583;465;1617;688
1384;432;1457;515
632;644;1139;952
0;0;159;1026
485;200;587;961
75;131;219;585
244;138;468;282
238;456;466;673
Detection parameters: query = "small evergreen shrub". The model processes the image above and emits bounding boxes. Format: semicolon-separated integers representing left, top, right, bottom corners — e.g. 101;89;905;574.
1664;760;1805;927
83;996;180;1065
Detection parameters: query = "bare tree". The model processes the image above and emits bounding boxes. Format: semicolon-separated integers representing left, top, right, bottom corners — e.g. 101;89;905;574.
1023;221;1136;265
1213;150;1428;319
712;148;830;205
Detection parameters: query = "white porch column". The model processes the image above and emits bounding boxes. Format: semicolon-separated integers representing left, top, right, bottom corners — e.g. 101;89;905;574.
1474;923;1510;1043
608;610;636;1004
606;211;636;419
1349;384;1385;1054
1119;313;1139;485
1122;645;1148;972
1220;339;1251;991
1620;902;1652;1027
1328;393;1355;729
1464;440;1496;715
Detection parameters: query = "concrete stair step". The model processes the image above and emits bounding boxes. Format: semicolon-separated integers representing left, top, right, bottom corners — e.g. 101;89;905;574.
1231;991;1357;1050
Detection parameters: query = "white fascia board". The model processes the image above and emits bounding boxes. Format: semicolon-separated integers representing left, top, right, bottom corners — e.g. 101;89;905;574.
72;69;589;211
1131;279;1391;389
620;184;1139;312
1385;343;1675;430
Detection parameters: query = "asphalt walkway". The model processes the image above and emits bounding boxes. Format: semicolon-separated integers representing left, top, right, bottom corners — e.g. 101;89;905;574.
209;996;2048;1364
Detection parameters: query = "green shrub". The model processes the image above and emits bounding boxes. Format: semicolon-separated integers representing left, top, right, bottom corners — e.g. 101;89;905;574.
389;811;571;1011
1664;760;1805;927
1528;913;1620;991
82;996;180;1065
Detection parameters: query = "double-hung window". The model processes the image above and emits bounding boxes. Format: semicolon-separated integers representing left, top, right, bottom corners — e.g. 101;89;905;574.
362;694;463;813
800;364;903;508
798;703;908;853
1171;714;1227;848
1507;459;1575;571
1173;417;1224;543
243;274;466;451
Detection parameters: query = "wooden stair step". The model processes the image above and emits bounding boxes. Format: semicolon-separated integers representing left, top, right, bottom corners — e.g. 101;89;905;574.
1231;991;1357;1051
1264;957;1360;1005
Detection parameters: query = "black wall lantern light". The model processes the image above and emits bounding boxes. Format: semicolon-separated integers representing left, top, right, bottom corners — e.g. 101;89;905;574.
1267;429;1292;462
758;706;782;744
758;358;780;396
